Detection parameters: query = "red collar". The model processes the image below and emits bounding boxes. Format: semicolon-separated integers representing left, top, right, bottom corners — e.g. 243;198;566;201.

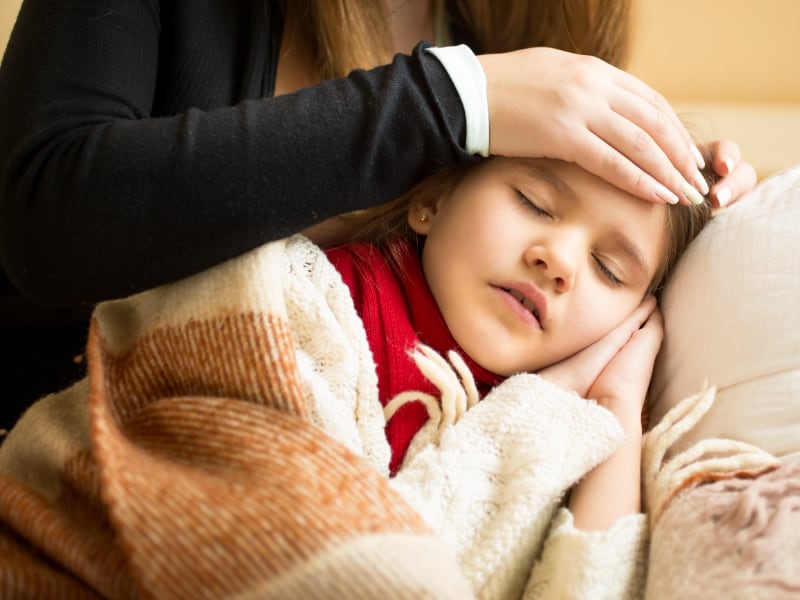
391;239;503;387
326;238;503;474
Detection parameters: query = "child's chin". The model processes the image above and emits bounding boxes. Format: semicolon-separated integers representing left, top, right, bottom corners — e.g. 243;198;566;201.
470;352;529;378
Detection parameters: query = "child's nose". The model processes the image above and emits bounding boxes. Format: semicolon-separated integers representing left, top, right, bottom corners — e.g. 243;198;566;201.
524;238;579;292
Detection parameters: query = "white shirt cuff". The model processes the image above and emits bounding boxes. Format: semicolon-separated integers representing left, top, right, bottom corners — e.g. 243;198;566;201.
426;45;489;157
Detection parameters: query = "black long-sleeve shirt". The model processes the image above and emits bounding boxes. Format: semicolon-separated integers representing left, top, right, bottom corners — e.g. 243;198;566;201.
0;0;473;306
0;0;474;427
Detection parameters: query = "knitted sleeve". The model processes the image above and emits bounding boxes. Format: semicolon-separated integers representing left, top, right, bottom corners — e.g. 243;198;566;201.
389;372;630;600
282;236;390;475
523;509;648;600
282;245;648;598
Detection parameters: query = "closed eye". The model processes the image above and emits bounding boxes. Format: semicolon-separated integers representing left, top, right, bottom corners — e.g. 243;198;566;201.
516;191;551;218
593;255;622;287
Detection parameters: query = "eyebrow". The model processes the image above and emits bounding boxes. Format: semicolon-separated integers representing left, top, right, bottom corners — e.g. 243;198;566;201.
516;160;651;278
518;162;577;201
607;232;651;278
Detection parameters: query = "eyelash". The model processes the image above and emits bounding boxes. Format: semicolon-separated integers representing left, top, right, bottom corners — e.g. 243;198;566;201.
517;191;551;218
593;255;622;287
518;191;623;287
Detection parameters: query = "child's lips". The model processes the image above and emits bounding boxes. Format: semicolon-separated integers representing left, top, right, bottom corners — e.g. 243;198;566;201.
494;281;547;329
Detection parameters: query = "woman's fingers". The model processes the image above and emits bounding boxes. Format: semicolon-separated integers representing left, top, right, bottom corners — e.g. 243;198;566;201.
611;68;706;168
580;116;702;206
710;137;741;176
602;77;709;204
480;47;709;206
701;139;758;207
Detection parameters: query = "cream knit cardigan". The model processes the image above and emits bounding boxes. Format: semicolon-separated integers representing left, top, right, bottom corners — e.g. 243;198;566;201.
279;235;649;598
0;235;651;599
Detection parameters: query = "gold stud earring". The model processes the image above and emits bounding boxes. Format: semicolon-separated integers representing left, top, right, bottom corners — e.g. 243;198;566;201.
419;213;429;223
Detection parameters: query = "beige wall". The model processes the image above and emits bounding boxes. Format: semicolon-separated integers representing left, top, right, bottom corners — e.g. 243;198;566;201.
4;0;798;102
1;0;20;55
629;0;800;103
627;0;800;177
2;0;798;175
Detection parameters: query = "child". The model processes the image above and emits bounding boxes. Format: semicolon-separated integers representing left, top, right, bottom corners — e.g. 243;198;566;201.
325;156;712;527
0;156;712;598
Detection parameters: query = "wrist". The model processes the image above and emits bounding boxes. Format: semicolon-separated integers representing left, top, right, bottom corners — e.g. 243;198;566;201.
596;396;644;435
426;45;489;157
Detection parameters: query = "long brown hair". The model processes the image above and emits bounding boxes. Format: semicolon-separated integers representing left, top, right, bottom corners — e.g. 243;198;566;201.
281;0;633;81
447;0;631;65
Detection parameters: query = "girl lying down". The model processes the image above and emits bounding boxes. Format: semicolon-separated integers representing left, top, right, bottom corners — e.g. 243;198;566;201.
0;157;712;599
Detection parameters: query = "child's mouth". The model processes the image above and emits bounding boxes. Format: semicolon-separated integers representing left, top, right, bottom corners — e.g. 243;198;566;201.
504;288;541;322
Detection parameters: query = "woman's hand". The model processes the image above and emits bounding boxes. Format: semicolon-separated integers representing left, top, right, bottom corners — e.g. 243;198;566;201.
477;47;709;206
538;296;658;398
700;138;758;207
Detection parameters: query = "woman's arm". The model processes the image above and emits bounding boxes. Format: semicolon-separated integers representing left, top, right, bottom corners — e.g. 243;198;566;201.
0;1;473;305
1;1;754;308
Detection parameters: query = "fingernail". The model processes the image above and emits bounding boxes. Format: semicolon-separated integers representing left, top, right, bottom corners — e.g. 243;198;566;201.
690;144;706;169
681;180;705;205
655;183;679;205
721;156;734;176
715;185;732;207
693;170;710;196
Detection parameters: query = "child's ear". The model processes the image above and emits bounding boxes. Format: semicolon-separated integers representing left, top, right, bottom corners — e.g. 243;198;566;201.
408;199;437;235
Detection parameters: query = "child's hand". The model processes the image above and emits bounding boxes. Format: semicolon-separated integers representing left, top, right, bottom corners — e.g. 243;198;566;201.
563;302;663;531
538;296;657;398
586;304;663;427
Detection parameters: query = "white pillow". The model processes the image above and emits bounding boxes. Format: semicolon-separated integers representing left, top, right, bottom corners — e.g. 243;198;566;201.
649;165;800;462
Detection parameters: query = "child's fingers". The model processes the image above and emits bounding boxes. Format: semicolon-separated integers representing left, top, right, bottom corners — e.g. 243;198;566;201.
573;296;657;369
586;306;664;409
624;306;664;362
538;297;656;396
582;297;658;371
606;296;658;342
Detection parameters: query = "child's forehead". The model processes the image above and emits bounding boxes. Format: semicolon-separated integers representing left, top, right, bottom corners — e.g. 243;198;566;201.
508;157;669;268
486;156;670;225
504;158;576;194
502;158;643;206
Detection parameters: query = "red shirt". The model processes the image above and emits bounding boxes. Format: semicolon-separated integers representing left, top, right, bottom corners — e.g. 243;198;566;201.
326;239;502;474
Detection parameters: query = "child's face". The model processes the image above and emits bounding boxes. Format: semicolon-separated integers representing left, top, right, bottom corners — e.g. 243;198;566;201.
409;158;668;377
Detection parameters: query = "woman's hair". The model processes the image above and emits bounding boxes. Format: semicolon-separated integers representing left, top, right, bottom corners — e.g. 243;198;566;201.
280;0;633;81
333;160;713;296
446;0;631;65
